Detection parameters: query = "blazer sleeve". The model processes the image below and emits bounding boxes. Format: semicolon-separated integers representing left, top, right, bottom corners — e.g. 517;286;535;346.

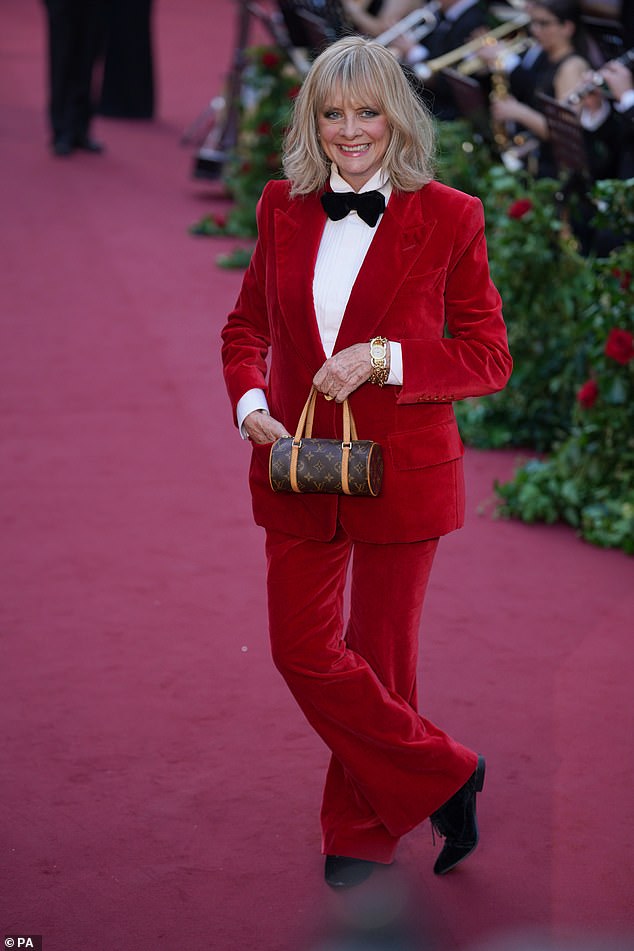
220;185;273;418
397;195;512;405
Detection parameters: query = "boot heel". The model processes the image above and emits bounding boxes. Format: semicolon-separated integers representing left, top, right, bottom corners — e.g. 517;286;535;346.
474;755;486;792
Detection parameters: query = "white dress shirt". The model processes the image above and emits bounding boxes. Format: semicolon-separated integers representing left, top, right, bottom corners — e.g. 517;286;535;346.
236;165;403;436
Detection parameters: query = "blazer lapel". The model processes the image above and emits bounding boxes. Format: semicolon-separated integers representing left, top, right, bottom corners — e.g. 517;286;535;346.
333;189;438;352
274;193;326;371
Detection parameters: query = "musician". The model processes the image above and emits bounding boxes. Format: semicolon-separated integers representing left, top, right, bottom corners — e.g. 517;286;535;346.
342;0;421;37
484;0;592;176
579;56;634;179
221;35;511;889
391;0;490;119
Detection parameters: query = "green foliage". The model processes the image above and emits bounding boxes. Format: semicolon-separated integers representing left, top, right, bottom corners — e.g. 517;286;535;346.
435;120;496;195
495;233;634;554
451;168;595;451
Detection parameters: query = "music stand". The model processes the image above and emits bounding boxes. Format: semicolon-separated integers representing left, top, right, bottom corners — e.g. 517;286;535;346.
537;93;592;179
441;68;491;142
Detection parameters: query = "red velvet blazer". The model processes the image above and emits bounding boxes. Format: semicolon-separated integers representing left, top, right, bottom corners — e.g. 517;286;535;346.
221;178;512;544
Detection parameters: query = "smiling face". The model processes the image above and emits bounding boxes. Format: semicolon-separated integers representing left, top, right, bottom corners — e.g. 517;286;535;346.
317;88;391;191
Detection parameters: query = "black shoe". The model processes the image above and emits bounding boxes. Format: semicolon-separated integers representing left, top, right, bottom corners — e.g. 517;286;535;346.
430;755;485;875
74;136;104;153
325;854;376;889
52;137;73;156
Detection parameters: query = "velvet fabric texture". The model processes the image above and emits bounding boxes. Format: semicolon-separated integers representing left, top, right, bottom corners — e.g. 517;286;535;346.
221;179;512;544
265;526;478;863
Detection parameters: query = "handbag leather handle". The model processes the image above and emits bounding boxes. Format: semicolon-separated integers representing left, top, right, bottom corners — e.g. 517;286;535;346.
290;387;360;495
294;387;359;443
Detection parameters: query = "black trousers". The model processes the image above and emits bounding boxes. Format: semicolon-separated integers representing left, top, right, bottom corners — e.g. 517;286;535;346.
99;0;155;119
43;0;108;143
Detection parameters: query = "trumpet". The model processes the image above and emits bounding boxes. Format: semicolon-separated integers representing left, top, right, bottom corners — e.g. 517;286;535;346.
458;35;535;76
374;3;439;48
414;12;530;80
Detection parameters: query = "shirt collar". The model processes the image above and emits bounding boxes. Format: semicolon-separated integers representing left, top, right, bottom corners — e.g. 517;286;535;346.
329;165;392;201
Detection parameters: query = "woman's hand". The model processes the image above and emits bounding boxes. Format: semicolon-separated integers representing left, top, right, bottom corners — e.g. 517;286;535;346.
313;343;377;402
243;410;290;444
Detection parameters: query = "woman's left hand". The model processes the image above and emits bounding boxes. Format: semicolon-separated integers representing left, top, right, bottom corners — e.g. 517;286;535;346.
313;343;374;402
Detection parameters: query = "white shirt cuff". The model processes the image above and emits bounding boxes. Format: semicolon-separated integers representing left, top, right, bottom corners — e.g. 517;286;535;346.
580;99;611;130
617;89;634;113
388;341;403;386
236;388;269;439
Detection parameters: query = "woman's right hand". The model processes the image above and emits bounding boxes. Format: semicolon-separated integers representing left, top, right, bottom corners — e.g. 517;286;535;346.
243;410;290;445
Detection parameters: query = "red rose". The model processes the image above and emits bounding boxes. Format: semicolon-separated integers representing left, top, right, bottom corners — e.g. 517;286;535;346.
577;379;599;409
507;198;533;220
257;121;272;135
265;152;280;170
604;327;634;365
212;212;227;229
261;51;281;69
611;268;632;291
287;85;301;99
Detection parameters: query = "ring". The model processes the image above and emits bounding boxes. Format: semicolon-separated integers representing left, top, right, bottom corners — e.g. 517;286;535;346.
324;394;333;401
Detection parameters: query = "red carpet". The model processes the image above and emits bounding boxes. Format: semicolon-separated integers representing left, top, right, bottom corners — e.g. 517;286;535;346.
1;3;633;950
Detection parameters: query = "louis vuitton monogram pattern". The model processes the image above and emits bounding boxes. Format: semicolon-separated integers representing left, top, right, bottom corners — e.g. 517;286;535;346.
269;437;383;496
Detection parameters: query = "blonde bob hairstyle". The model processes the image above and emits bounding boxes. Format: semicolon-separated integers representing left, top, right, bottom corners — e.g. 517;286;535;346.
282;35;436;196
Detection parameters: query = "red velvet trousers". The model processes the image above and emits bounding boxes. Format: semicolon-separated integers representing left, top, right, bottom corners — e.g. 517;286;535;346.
265;524;478;864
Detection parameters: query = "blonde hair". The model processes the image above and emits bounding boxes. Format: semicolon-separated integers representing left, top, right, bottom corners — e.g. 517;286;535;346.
282;36;436;195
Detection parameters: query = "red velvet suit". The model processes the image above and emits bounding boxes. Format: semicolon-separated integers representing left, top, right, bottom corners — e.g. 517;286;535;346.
221;177;512;863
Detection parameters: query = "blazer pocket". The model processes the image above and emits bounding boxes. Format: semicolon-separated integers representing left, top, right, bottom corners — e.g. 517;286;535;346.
401;266;446;288
388;421;464;470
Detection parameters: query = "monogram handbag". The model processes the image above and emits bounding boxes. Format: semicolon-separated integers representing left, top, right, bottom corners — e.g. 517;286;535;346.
269;387;383;496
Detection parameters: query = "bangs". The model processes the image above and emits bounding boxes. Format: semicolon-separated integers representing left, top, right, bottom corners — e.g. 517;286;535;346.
313;49;389;113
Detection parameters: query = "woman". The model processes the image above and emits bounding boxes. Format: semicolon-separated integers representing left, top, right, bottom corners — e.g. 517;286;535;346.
221;35;512;889
487;0;592;176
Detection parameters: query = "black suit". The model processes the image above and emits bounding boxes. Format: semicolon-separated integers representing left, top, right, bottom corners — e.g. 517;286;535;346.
42;0;108;148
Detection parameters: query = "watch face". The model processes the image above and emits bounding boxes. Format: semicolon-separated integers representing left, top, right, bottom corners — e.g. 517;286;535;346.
371;343;385;359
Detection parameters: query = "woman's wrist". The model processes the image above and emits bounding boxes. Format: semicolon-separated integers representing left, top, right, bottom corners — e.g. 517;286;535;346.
368;336;390;386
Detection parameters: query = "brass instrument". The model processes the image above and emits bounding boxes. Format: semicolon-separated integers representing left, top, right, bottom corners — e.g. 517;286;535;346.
374;4;439;48
489;61;512;149
458;35;535;76
414;13;530;80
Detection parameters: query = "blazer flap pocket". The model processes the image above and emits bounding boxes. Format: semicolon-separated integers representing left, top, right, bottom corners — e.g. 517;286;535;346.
388;421;464;471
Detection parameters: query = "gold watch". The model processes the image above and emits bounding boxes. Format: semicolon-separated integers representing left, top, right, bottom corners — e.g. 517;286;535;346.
368;336;389;387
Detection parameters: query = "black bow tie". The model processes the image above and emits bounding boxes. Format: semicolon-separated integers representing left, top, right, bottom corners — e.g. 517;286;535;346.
321;190;386;227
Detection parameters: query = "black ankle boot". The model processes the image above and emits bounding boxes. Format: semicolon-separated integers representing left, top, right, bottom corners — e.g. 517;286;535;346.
324;854;376;888
430;755;485;875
